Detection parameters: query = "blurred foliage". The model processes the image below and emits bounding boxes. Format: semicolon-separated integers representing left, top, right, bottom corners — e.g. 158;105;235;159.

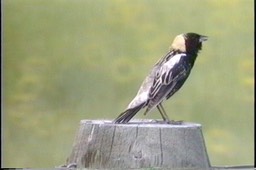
3;0;254;168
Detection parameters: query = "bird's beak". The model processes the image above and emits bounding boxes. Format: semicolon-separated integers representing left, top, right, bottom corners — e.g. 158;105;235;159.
199;35;208;42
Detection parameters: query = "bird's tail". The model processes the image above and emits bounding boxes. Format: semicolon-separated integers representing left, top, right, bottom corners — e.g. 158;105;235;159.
113;104;144;124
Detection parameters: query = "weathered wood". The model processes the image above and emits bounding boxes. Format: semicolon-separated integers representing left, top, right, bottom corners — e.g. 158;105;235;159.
66;119;211;169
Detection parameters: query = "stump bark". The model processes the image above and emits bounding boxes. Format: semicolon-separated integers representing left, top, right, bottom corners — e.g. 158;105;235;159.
66;119;211;169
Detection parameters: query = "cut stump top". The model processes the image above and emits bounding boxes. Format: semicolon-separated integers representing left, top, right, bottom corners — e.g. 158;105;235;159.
66;119;210;169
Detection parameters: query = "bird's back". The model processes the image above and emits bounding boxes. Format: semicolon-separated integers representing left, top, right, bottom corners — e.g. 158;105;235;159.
145;51;193;114
126;51;173;109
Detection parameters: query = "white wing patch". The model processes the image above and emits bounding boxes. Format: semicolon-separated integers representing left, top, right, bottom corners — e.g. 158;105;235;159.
165;53;186;69
126;53;186;110
149;53;186;99
158;53;186;83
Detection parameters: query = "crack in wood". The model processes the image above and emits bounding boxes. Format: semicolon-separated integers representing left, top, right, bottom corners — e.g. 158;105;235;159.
159;127;163;166
108;125;116;162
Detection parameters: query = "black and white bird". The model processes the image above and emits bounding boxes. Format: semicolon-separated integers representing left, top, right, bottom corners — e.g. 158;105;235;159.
114;33;208;124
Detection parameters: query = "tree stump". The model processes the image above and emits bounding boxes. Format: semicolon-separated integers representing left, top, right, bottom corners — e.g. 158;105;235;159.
66;119;211;169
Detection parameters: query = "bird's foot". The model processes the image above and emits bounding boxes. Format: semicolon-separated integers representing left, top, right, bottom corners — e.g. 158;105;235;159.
153;119;183;125
168;120;183;125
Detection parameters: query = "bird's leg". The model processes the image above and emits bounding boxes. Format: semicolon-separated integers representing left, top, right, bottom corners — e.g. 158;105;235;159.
156;103;171;123
159;103;170;121
157;103;183;125
156;105;165;120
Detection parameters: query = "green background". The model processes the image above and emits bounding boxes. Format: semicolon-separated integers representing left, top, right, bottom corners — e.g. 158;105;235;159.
3;0;254;168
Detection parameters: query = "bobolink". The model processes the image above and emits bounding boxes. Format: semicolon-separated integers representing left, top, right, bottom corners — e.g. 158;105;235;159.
114;33;208;124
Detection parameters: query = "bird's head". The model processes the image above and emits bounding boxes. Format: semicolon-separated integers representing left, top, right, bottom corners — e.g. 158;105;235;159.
170;32;208;54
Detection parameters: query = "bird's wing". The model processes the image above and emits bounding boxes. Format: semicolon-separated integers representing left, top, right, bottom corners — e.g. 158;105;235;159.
147;53;191;111
125;52;169;110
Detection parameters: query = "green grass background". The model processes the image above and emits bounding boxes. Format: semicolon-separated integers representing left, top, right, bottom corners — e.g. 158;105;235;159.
3;0;254;168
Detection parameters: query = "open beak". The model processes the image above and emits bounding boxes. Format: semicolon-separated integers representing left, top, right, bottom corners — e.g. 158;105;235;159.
199;35;208;42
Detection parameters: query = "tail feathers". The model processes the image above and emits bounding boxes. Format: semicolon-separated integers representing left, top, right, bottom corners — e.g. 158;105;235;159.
113;104;144;124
